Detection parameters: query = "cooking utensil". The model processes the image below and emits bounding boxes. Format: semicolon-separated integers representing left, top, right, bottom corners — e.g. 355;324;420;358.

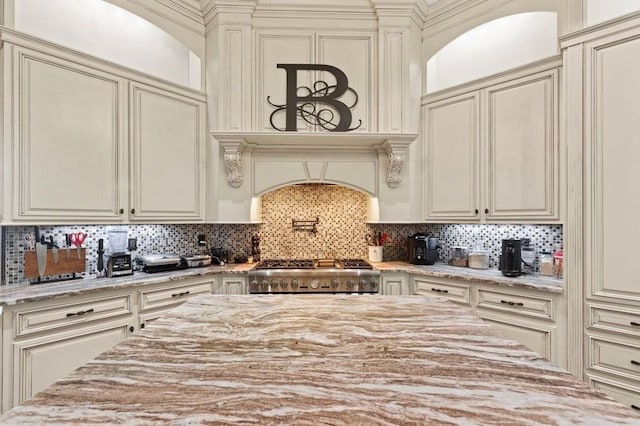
70;232;87;258
23;232;35;250
97;239;104;276
65;234;71;259
35;242;48;278
365;234;375;246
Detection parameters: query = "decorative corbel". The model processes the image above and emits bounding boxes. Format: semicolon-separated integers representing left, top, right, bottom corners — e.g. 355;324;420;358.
220;141;247;188
375;139;409;188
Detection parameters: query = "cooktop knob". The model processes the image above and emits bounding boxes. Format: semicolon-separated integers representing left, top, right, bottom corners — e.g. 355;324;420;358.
359;278;368;288
291;279;299;289
346;279;355;288
370;280;378;289
331;278;340;288
309;279;320;289
280;280;288;289
261;280;270;289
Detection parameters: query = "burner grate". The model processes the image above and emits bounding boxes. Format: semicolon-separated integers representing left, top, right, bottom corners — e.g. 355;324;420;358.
339;259;373;269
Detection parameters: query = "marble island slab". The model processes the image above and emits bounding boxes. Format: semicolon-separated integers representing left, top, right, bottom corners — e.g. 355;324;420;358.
1;295;636;425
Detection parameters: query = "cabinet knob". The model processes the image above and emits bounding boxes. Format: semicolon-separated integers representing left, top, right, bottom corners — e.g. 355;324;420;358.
474;209;479;215
484;208;489;214
140;323;145;329
130;208;136;214
129;326;135;333
119;208;124;215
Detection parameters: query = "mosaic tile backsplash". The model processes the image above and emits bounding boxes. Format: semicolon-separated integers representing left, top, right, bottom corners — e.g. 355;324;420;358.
1;184;563;285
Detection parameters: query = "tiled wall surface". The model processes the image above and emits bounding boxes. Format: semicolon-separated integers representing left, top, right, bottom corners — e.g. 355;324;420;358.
1;183;563;285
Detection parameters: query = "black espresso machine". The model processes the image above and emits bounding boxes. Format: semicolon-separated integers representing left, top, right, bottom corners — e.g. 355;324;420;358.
407;233;439;265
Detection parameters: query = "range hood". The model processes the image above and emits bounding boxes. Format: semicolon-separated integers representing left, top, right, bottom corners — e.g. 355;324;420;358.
208;132;421;223
211;132;418;190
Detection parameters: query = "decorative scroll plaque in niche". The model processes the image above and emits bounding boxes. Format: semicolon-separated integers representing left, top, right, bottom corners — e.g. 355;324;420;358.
267;64;361;132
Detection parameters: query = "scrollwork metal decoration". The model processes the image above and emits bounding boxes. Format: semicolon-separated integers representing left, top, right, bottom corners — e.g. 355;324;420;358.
267;64;362;132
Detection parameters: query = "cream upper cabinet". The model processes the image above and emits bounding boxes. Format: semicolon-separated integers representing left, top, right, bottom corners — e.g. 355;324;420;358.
4;39;206;223
423;92;480;220
9;46;126;221
255;30;374;132
129;83;205;222
422;62;560;223
485;71;558;220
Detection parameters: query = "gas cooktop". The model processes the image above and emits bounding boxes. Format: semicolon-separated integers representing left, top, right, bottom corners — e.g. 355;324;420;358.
255;258;373;270
249;258;379;294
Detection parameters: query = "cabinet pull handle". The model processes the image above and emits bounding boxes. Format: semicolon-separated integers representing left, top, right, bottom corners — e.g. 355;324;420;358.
66;308;95;317
631;360;640;366
431;288;448;293
500;300;524;307
130;208;136;214
140;323;145;329
171;291;191;298
632;404;640;411
129;326;135;333
631;321;640;327
474;209;479;215
119;208;124;215
484;208;489;214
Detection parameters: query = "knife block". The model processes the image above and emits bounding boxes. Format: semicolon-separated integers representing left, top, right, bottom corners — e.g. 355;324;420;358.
24;248;86;280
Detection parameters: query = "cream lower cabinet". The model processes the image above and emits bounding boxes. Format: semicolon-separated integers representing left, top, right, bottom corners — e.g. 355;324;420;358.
381;273;410;295
137;277;214;328
2;290;136;412
214;275;248;295
412;276;471;306
410;274;566;369
422;60;560;223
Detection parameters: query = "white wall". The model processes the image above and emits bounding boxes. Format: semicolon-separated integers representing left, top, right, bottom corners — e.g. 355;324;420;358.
14;0;201;90
426;12;558;93
585;0;640;26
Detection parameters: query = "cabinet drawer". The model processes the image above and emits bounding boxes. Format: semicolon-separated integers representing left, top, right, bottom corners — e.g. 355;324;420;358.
589;304;640;337
589;336;640;380
588;376;640;413
16;295;132;337
140;280;212;311
476;288;553;320
413;278;470;305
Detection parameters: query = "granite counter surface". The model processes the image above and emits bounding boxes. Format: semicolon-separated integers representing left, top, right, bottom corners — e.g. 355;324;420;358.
1;294;636;425
0;263;256;306
373;262;564;294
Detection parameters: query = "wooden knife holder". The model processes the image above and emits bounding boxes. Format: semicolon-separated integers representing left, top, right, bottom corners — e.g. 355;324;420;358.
24;248;86;279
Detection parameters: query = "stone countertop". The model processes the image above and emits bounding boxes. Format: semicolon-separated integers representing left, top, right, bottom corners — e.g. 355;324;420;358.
0;294;636;424
373;261;564;294
0;263;257;307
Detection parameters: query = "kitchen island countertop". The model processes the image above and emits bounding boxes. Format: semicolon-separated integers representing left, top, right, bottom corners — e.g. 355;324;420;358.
0;294;635;424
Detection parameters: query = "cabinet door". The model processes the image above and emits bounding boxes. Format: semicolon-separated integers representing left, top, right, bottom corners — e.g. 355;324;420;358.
584;33;640;302
381;273;409;295
13;322;130;405
255;31;314;132
317;34;375;132
478;313;554;361
129;83;205;221
485;69;558;220
214;276;246;294
11;47;126;221
423;92;480;220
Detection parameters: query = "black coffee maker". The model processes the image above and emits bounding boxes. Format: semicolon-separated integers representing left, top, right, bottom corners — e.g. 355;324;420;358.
500;239;522;277
407;233;439;265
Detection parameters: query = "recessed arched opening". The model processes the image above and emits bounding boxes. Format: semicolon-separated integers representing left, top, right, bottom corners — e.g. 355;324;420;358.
255;183;374;259
13;0;201;90
426;12;558;93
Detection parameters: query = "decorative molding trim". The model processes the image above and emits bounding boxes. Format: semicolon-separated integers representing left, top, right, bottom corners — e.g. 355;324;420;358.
107;0;205;36
560;10;640;48
422;0;510;32
563;43;584;377
385;150;405;188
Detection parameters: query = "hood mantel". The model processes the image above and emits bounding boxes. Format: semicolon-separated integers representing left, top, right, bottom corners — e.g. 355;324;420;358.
211;131;418;189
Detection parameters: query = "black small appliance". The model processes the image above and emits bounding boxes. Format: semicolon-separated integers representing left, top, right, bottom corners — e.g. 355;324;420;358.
500;239;522;277
407;233;439;265
105;253;134;277
210;248;229;265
